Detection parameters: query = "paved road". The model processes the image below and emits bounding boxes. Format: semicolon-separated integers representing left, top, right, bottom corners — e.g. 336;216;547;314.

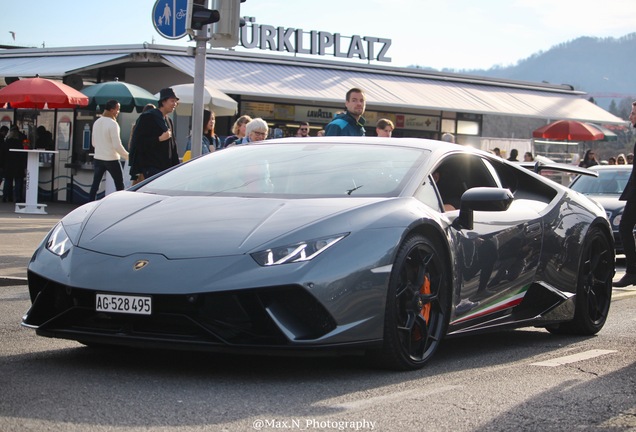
1;285;635;432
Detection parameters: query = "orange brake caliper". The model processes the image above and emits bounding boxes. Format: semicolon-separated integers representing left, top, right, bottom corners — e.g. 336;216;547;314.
420;274;431;323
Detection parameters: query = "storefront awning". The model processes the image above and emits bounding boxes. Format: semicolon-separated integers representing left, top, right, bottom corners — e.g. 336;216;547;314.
0;54;129;78
163;54;624;125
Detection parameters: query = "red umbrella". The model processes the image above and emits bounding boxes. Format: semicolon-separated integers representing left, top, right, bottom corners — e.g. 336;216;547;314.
0;77;89;109
532;120;605;141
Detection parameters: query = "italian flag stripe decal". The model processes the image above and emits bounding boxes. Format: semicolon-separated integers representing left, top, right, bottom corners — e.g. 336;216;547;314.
452;286;529;324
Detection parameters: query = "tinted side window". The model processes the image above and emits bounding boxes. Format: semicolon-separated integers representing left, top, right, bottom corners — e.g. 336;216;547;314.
433;154;497;210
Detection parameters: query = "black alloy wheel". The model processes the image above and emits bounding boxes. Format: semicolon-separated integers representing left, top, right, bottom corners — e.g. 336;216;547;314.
548;226;614;335
377;234;450;370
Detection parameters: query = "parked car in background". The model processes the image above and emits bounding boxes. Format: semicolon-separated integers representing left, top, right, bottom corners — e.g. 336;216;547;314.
569;165;632;254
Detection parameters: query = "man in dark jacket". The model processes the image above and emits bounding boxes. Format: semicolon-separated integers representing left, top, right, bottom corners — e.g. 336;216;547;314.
324;87;367;136
1;126;27;202
615;100;636;287
131;88;180;179
0;125;8;193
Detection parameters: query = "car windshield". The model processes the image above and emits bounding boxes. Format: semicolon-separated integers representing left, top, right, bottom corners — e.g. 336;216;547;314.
138;142;429;197
570;169;630;195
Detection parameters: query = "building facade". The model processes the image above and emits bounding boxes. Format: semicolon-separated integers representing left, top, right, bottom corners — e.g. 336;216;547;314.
0;44;624;202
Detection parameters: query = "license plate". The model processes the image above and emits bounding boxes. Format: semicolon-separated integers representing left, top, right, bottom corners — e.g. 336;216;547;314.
96;294;152;315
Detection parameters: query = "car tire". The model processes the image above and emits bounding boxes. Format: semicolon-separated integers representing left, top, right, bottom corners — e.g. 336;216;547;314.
374;233;451;371
547;226;613;335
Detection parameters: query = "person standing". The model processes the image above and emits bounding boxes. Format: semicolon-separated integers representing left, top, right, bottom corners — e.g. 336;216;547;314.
441;132;455;143
229;118;269;145
324;87;367;136
507;149;519;161
578;149;598;168
296;121;310;137
132;88;180;179
0;125;8;196
375;118;394;137
35;126;54;150
617;153;627;164
184;109;217;160
207;111;222;150
1;126;27;203
128;103;156;185
224;115;252;147
615;101;636;287
88;100;129;201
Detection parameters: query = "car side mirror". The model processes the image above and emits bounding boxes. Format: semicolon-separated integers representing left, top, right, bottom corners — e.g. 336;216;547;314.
453;187;514;230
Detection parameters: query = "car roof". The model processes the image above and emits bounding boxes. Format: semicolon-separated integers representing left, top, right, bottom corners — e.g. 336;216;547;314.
260;136;491;160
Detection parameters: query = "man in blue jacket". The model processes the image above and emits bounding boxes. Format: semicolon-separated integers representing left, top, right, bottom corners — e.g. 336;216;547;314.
324;87;367;136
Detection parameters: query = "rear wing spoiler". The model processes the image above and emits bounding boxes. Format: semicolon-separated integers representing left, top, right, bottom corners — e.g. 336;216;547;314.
518;162;599;178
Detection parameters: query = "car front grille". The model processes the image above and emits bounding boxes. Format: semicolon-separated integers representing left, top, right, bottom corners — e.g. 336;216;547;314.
24;271;337;348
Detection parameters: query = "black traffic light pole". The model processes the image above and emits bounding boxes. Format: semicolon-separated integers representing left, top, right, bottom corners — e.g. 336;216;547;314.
190;34;207;159
189;0;220;159
188;0;242;157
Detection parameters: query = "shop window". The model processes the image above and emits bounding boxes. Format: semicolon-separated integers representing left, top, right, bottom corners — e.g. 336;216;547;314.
457;120;480;135
441;119;456;134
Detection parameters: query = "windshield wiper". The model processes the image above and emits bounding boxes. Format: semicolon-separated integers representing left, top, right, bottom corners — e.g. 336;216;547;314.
346;185;363;195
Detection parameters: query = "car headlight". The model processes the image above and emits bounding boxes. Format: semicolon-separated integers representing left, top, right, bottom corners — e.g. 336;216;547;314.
251;234;348;266
613;212;622;228
46;223;73;256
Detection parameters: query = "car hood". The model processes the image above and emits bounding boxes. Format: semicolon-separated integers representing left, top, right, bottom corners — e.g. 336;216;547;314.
73;192;388;258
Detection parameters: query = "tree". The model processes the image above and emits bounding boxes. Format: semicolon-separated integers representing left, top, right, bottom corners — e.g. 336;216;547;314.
618;98;633;120
609;100;618;116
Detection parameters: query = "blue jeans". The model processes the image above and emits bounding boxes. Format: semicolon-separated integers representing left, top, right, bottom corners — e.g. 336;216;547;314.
89;159;125;201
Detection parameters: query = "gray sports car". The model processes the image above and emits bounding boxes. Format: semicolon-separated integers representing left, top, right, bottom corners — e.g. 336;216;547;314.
22;137;615;370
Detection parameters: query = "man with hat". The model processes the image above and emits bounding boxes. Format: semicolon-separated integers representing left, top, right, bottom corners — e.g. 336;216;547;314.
131;87;180;179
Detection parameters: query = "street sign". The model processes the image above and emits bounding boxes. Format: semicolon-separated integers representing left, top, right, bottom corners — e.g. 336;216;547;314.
152;0;188;40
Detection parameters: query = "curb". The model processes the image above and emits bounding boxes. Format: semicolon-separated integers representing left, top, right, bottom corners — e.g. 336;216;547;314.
613;287;636;299
0;277;28;287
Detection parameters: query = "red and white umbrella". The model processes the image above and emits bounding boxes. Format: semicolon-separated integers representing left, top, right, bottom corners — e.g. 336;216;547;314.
532;120;605;141
0;76;89;109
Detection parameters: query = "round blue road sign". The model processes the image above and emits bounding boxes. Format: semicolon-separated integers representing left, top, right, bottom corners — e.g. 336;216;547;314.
153;0;188;40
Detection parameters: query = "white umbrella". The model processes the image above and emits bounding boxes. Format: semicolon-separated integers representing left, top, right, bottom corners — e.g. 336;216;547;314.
158;83;237;116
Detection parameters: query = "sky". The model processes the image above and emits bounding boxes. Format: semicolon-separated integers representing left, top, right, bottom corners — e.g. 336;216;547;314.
2;0;636;70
